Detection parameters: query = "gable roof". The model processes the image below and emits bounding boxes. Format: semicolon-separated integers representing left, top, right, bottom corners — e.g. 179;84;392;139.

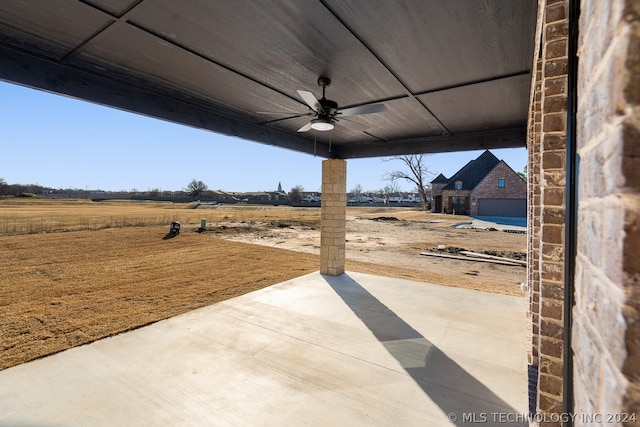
442;150;501;191
430;173;450;184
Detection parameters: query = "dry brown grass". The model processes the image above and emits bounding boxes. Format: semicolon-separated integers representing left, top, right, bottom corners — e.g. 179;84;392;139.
0;225;319;370
0;199;524;371
0;198;323;235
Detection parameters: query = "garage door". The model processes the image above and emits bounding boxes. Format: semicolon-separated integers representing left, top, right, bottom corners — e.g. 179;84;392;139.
477;199;526;217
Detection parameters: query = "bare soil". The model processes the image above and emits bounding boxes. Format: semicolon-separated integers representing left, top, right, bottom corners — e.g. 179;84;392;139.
0;202;526;371
205;208;527;295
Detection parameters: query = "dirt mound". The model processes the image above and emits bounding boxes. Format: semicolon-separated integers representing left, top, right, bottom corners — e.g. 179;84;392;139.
369;216;400;222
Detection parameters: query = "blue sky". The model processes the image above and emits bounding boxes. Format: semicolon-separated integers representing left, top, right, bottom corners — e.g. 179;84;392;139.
1;81;527;193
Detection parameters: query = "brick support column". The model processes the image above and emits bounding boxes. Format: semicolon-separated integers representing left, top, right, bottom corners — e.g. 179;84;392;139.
320;159;346;276
528;57;543;369
527;54;544;416
527;1;569;424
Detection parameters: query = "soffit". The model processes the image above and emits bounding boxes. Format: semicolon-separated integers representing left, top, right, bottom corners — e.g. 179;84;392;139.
0;0;537;158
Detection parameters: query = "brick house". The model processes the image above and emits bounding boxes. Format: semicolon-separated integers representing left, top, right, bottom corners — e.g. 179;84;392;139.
431;150;527;216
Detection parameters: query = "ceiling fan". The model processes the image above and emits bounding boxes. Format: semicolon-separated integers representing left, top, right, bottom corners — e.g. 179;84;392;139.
259;77;388;132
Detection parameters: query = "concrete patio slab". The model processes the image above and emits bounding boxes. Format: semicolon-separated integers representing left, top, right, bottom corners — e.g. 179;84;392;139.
0;271;528;426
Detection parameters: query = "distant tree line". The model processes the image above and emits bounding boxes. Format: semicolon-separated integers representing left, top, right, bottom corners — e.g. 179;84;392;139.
0;178;48;197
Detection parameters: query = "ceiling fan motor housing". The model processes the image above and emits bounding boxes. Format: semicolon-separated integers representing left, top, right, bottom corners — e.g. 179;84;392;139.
320;98;338;116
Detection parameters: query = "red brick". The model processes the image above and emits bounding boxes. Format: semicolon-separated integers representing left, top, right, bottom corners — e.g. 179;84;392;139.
625;0;640;22
542;225;564;245
543;150;565;169
623;301;640;381
543;207;565;225
625;31;640;105
545;2;567;23
623;156;640;190
543;113;566;132
545;38;568;59
539;392;563;413
543;95;567;114
545;20;569;43
541;281;564;300
539;373;563;397
544;58;568;78
543;187;565;206
545;76;567;96
625;206;640;275
542;243;565;262
541;336;564;359
623;119;640;157
539;354;564;376
541;298;564;321
542;263;564;283
541;321;564;344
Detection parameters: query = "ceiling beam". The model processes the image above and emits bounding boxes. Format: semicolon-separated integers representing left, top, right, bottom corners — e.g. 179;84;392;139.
319;0;452;135
62;0;145;62
334;128;527;159
0;43;332;158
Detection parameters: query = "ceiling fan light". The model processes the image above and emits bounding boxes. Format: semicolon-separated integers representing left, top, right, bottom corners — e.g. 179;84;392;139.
310;118;334;131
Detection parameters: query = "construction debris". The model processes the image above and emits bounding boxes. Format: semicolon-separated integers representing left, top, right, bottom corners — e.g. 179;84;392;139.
420;250;525;267
459;250;527;266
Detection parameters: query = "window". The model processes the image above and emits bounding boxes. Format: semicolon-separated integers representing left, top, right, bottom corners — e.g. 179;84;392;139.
437;184;445;190
451;196;466;213
498;178;505;188
455;181;462;190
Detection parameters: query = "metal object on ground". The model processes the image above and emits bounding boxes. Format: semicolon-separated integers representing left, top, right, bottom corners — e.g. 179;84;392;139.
170;221;181;234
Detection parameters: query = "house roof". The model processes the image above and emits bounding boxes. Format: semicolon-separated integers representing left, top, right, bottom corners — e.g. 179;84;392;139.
0;1;537;159
430;173;450;184
441;150;501;191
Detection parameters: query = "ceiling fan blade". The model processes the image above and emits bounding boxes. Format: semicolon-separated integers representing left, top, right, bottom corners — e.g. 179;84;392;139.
257;111;314;119
297;90;323;113
338;103;387;117
297;122;313;132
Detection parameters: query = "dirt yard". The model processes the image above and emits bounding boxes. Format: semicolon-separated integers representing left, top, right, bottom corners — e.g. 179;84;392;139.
0;201;527;371
204;207;527;295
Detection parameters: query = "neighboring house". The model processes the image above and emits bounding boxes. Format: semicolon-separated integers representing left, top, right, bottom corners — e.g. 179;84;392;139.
387;192;422;204
430;150;527;217
300;192;321;203
430;173;450;212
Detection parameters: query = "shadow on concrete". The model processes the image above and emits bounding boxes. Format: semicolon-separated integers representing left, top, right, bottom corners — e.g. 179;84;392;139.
323;273;525;427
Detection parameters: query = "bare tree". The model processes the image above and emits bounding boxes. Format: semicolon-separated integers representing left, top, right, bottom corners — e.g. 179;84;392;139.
186;179;208;197
517;165;528;182
383;154;432;209
289;185;304;202
380;182;400;203
350;183;363;200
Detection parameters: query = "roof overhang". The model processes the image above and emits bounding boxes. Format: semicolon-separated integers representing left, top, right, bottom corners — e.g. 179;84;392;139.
0;1;537;159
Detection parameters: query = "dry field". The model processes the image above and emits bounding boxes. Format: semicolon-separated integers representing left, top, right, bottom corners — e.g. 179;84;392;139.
0;199;527;371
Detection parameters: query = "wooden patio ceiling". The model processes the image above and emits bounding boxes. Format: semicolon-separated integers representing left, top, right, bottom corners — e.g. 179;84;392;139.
0;1;537;159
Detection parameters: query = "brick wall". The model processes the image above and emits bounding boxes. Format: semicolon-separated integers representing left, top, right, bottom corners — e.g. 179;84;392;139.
470;162;527;216
527;53;543;416
573;0;640;423
527;0;569;425
472;162;527;200
528;55;543;371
